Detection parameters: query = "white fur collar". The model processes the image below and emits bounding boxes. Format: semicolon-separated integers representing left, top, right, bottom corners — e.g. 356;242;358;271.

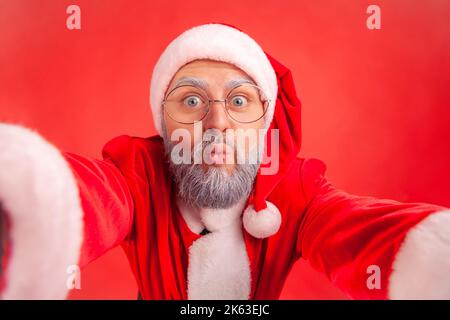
176;197;251;299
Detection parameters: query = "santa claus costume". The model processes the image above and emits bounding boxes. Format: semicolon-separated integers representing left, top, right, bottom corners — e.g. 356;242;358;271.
0;23;450;300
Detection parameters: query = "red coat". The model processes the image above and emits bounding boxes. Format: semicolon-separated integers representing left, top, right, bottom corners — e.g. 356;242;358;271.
64;134;445;300
1;31;448;300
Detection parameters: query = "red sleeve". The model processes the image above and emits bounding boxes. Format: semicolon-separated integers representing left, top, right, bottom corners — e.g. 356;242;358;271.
63;152;134;268
296;158;447;299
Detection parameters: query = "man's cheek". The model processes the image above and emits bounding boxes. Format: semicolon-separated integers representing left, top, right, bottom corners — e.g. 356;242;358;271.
168;128;195;164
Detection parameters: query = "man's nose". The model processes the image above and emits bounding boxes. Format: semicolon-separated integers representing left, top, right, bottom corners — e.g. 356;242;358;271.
203;100;232;132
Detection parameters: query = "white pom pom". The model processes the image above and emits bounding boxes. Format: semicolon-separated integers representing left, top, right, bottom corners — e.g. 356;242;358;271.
242;201;281;239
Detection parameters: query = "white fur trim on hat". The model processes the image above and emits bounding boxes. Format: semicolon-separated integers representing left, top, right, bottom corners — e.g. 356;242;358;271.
389;209;450;299
242;201;281;239
150;23;278;136
0;124;83;299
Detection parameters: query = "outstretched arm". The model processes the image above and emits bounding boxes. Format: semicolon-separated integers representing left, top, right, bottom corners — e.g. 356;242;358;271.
0;124;134;299
63;152;134;268
297;158;450;299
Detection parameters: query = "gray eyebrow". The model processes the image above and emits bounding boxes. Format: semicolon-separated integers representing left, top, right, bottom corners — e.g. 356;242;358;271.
224;77;256;90
173;76;209;90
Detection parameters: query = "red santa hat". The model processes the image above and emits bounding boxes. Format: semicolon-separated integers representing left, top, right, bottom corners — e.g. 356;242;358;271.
150;23;302;239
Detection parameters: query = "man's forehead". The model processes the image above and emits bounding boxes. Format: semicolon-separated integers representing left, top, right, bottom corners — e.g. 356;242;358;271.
172;75;256;91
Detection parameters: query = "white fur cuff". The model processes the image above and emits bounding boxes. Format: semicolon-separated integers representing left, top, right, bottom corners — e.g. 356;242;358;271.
0;124;83;299
389;209;450;299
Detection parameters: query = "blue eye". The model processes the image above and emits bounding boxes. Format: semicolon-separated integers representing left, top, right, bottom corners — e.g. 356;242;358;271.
184;96;202;107
231;96;248;107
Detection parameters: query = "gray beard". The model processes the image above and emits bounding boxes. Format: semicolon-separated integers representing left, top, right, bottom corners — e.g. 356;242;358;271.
162;129;259;210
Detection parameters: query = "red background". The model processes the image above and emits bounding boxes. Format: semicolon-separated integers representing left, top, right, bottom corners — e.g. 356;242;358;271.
0;0;449;299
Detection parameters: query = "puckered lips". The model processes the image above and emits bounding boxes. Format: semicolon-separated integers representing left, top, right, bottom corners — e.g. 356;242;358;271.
207;142;235;165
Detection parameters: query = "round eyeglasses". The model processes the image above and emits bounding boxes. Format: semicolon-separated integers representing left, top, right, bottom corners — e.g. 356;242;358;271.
162;84;270;124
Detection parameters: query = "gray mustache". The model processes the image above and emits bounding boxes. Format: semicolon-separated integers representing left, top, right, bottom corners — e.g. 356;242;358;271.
193;130;234;158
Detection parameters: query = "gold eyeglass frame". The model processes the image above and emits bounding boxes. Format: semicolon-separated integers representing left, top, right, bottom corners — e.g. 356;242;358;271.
162;83;271;124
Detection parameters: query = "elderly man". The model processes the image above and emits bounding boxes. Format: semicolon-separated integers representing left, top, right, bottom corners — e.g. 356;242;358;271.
0;23;449;300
